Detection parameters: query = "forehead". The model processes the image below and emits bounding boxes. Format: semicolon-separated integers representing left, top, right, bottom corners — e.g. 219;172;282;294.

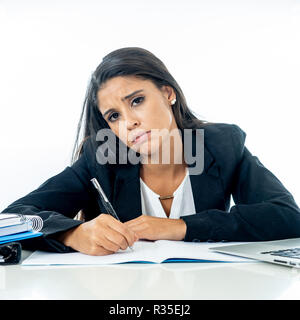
97;76;155;105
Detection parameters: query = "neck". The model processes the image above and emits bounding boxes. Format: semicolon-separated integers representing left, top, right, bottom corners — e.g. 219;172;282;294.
140;128;187;178
141;161;187;180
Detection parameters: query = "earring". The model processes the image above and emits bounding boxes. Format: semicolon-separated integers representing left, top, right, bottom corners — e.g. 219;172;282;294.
171;98;176;105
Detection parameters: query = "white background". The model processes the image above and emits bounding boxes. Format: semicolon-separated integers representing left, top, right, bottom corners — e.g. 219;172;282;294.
0;0;299;210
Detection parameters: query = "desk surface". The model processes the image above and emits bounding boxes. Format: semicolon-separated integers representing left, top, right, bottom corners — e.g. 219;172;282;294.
1;250;300;299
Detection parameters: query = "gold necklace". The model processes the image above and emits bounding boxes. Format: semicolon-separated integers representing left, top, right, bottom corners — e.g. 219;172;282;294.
159;194;174;200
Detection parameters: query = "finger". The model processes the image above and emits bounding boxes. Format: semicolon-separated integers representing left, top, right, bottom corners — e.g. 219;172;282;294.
134;232;139;241
98;230;125;252
104;226;129;250
106;218;137;247
98;214;137;247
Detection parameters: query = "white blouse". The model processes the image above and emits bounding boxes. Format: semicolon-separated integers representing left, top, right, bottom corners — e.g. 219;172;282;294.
140;168;196;219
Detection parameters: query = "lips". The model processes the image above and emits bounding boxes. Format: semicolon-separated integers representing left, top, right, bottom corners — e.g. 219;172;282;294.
131;130;151;144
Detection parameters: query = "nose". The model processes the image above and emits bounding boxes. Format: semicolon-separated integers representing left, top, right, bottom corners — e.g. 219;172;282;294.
125;112;140;130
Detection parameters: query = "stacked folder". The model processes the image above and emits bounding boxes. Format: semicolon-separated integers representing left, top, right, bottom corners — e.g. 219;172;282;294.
0;213;43;245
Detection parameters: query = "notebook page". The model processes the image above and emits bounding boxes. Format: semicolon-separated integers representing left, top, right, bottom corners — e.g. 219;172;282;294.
156;240;253;262
22;240;253;265
22;240;163;266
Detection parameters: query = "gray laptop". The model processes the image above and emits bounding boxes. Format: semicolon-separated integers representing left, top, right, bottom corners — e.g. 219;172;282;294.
210;238;300;268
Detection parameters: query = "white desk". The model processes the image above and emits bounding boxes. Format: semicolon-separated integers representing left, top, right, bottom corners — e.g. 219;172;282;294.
1;250;300;299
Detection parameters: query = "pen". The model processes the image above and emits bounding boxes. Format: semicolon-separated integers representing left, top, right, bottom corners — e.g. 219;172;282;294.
90;178;134;251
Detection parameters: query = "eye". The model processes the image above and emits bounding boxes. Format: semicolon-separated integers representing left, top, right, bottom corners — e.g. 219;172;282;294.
108;112;119;123
107;96;144;123
132;96;144;106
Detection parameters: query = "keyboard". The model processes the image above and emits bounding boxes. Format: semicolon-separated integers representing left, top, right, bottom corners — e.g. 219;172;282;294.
261;248;300;259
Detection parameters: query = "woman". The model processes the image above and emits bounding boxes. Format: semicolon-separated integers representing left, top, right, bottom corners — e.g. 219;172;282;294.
2;47;300;256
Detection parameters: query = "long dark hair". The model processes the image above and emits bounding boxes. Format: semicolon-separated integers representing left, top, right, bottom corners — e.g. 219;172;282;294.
71;47;207;164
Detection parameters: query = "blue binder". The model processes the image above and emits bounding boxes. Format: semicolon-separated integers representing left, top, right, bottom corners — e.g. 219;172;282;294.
0;230;42;244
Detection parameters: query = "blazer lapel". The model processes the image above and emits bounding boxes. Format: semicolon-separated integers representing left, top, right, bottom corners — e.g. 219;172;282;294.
184;126;225;212
112;162;142;222
188;146;225;212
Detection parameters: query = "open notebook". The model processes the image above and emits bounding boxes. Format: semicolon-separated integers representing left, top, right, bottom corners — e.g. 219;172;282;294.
22;240;254;266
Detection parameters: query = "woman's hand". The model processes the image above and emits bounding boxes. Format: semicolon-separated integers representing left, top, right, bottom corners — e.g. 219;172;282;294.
56;214;139;256
124;215;187;241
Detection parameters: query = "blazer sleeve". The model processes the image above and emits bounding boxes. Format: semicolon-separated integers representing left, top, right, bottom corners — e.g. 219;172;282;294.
181;124;300;242
0;143;95;252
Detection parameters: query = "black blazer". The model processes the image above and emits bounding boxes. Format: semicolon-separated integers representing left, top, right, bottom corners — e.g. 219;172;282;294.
2;123;300;253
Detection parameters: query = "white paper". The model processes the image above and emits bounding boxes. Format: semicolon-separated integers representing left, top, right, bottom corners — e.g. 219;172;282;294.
22;240;253;266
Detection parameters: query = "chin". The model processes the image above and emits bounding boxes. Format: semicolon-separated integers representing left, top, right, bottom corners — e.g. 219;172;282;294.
139;144;161;162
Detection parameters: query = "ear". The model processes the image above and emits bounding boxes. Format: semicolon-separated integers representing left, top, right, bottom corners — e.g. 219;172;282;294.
161;85;176;105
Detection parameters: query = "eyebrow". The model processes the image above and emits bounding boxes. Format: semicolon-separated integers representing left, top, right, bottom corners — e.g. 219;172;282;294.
102;89;144;118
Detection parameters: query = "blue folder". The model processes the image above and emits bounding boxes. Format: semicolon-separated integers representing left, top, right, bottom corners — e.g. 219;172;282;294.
0;231;42;244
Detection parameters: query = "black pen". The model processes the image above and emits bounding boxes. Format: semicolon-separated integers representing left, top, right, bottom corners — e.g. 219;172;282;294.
90;178;134;251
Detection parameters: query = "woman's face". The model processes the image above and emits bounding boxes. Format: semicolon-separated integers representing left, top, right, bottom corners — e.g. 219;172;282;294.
97;76;177;158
